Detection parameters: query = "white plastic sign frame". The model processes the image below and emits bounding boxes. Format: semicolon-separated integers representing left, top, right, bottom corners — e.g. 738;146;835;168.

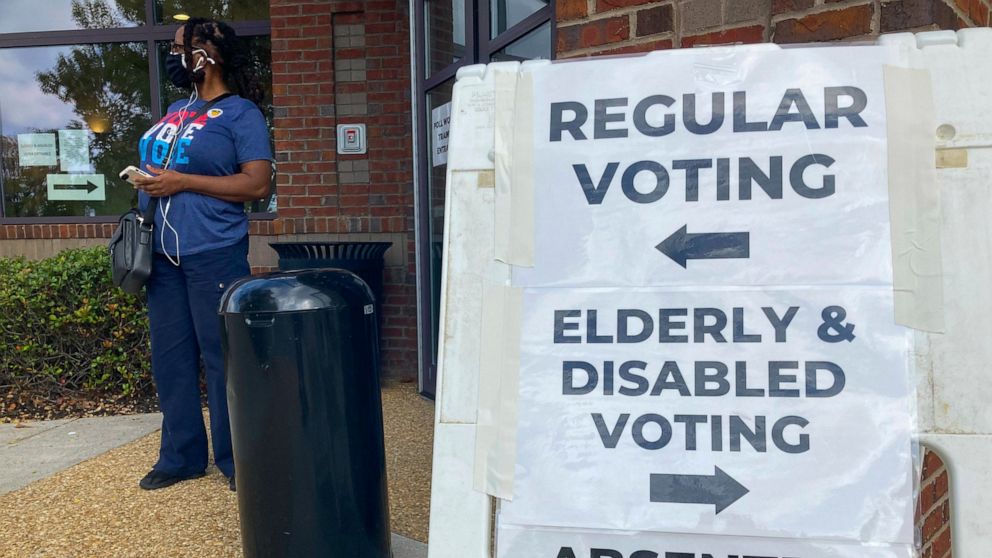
428;29;992;558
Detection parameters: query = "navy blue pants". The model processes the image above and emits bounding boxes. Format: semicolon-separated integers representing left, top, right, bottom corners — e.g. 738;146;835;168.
146;237;249;478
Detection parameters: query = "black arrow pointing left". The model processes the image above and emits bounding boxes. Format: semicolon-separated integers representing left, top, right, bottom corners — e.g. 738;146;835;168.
53;181;99;194
649;466;749;514
655;225;749;268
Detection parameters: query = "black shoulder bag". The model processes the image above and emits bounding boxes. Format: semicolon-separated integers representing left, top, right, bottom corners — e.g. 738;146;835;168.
109;94;233;294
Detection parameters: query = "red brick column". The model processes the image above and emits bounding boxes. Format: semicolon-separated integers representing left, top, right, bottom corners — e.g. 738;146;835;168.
269;0;417;379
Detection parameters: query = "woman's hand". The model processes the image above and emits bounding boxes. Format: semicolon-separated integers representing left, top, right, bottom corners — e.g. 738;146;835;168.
131;165;188;197
131;160;270;203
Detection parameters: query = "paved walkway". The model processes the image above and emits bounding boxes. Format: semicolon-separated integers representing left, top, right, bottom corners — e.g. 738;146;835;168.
0;413;162;495
0;413;427;557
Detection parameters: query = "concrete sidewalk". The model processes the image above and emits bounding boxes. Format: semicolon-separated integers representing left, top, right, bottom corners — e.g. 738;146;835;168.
0;414;427;557
0;413;162;495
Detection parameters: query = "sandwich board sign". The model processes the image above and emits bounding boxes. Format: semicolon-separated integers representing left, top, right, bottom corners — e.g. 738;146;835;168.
497;45;916;556
430;43;919;558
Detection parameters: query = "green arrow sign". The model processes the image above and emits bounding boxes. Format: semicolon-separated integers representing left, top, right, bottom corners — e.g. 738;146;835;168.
47;174;106;201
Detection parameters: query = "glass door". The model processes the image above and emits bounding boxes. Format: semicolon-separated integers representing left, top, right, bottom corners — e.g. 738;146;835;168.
414;0;552;398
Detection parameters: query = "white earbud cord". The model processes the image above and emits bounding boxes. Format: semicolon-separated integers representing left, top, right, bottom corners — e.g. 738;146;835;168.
158;49;216;266
159;50;209;267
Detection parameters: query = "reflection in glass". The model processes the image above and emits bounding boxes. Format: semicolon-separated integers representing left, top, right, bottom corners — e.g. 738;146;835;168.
491;21;551;62
156;35;275;212
0;43;151;217
426;0;465;77
155;0;269;24
491;0;549;38
0;0;145;34
426;79;454;360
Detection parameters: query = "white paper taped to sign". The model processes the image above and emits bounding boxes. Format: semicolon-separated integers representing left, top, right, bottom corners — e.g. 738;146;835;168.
511;46;899;289
497;525;915;558
501;286;914;542
17;133;57;167
498;45;916;549
432;101;452;167
58;129;91;172
447;77;496;172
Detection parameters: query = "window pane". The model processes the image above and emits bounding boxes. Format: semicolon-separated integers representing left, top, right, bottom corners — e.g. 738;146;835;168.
155;0;269;24
491;21;550;62
491;0;549;38
0;43;152;218
0;0;145;34
426;0;465;77
157;35;275;212
426;79;454;360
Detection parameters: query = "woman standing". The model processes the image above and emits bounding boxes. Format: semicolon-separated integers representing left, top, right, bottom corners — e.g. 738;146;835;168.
132;18;271;492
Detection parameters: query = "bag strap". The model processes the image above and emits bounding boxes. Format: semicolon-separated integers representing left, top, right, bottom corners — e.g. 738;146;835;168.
141;195;159;224
141;92;235;223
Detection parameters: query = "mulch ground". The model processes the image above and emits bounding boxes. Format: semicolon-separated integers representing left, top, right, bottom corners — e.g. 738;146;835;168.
0;379;434;557
0;387;158;424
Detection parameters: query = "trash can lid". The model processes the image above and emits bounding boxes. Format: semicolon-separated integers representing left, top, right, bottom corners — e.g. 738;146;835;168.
269;241;392;261
219;268;372;315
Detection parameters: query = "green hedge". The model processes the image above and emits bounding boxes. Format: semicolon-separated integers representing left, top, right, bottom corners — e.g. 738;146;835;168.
0;247;152;397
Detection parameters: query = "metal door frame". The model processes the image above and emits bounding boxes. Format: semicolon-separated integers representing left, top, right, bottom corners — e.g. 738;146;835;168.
412;0;554;397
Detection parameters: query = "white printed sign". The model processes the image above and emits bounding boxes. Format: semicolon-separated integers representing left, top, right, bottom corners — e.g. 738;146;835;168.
47;174;105;201
432;101;451;167
502;287;914;542
497;525;915;558
498;46;915;552
17;133;57;167
512;46;896;289
58;129;91;172
447;84;496;171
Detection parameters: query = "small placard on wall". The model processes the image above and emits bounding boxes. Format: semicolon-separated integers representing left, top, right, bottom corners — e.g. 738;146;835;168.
17;133;57;167
58;129;91;172
432;102;451;167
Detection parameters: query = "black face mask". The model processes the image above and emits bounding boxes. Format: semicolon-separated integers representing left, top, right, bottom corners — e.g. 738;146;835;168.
166;49;210;89
165;53;192;89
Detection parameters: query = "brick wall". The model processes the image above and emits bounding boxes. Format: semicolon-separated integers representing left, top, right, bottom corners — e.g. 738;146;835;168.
917;448;953;558
0;223;115;242
269;0;417;379
557;0;989;57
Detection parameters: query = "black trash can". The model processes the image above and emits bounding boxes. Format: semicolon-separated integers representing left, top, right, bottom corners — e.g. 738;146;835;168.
220;269;391;558
268;242;392;309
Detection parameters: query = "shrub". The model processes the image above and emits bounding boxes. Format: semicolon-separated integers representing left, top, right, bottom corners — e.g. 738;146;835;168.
0;246;151;397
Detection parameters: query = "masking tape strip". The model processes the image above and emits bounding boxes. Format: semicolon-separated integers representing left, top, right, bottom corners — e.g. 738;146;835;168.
935;148;968;169
883;66;945;333
494;67;519;265
474;284;523;499
477;170;495;188
507;70;536;267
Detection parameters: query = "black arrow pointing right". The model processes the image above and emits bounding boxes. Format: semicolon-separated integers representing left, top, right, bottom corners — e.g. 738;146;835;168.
649;466;749;514
53;181;99;194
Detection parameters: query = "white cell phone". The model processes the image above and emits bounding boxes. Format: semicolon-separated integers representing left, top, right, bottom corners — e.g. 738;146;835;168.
119;165;151;184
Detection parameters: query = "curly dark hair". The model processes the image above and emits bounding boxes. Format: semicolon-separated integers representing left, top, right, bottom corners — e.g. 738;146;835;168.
182;17;265;106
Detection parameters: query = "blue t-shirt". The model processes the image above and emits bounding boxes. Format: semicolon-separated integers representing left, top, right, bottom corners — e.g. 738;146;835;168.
138;95;271;256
